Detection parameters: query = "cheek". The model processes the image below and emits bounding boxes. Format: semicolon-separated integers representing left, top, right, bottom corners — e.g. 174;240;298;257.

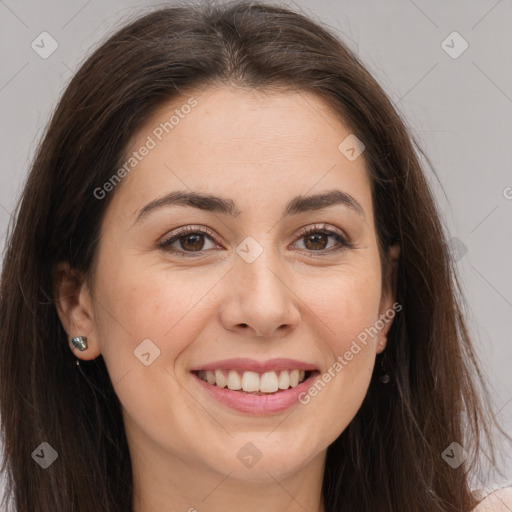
90;255;232;429
293;263;382;432
299;263;383;351
94;257;218;352
90;260;211;449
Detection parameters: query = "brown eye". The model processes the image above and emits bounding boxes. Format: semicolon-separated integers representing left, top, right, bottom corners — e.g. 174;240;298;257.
293;224;353;254
158;223;352;259
303;232;329;251
158;225;220;257
177;233;206;251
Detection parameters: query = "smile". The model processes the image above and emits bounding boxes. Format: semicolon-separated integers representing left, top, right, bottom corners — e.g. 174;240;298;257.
190;358;321;414
193;369;310;394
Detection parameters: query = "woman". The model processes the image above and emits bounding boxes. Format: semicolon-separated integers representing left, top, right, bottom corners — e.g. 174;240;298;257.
0;1;510;511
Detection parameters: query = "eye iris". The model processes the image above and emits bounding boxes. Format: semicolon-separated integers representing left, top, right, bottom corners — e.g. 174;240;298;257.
180;233;204;251
304;233;328;250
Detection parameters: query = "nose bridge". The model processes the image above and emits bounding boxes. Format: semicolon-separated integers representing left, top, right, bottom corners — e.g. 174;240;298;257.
237;235;287;303
221;234;300;336
242;252;281;295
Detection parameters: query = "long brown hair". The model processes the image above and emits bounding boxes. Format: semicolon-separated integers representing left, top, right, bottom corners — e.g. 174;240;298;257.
0;1;506;510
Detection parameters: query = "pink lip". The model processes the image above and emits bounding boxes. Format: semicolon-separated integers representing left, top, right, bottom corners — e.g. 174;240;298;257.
190;357;318;373
191;369;321;414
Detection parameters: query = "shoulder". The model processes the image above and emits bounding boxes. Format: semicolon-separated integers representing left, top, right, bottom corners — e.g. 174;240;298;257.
472;486;512;511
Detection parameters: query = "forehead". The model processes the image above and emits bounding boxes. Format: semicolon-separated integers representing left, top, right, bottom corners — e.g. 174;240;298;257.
107;86;373;223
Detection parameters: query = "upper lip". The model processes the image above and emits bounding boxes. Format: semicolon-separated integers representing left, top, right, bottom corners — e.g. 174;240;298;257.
190;358;319;373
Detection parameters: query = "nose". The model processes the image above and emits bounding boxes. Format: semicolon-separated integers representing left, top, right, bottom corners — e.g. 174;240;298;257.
219;247;301;338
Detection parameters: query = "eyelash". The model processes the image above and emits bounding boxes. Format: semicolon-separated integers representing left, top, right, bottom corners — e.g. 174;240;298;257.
158;223;354;258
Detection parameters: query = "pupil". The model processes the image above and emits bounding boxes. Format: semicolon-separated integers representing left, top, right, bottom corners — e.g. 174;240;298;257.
305;233;327;250
181;234;204;251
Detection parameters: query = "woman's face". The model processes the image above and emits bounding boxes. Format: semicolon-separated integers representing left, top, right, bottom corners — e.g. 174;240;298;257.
63;86;398;484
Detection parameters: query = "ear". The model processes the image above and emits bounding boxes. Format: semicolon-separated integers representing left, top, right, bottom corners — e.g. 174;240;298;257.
53;262;101;361
376;243;400;354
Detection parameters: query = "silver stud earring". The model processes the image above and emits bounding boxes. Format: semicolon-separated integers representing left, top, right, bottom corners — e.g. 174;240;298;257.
70;336;88;351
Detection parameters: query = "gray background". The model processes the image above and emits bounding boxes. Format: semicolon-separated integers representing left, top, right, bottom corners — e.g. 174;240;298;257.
1;0;511;500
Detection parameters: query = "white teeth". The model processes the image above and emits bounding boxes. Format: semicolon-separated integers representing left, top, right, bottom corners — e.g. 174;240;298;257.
197;368;310;393
278;370;290;390
260;371;279;393
215;369;227;388
241;371;260;392
289;369;300;388
227;370;242;390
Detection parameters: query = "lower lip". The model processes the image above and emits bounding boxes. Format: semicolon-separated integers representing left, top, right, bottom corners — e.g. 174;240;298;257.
191;371;320;414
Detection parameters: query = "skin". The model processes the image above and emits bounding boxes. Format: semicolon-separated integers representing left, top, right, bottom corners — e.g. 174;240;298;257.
473;488;512;511
55;86;400;512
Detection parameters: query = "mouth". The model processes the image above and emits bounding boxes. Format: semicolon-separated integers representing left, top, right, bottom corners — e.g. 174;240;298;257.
189;358;321;413
191;368;316;395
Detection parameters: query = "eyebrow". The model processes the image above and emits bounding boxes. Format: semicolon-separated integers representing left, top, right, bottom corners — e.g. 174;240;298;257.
135;189;365;223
